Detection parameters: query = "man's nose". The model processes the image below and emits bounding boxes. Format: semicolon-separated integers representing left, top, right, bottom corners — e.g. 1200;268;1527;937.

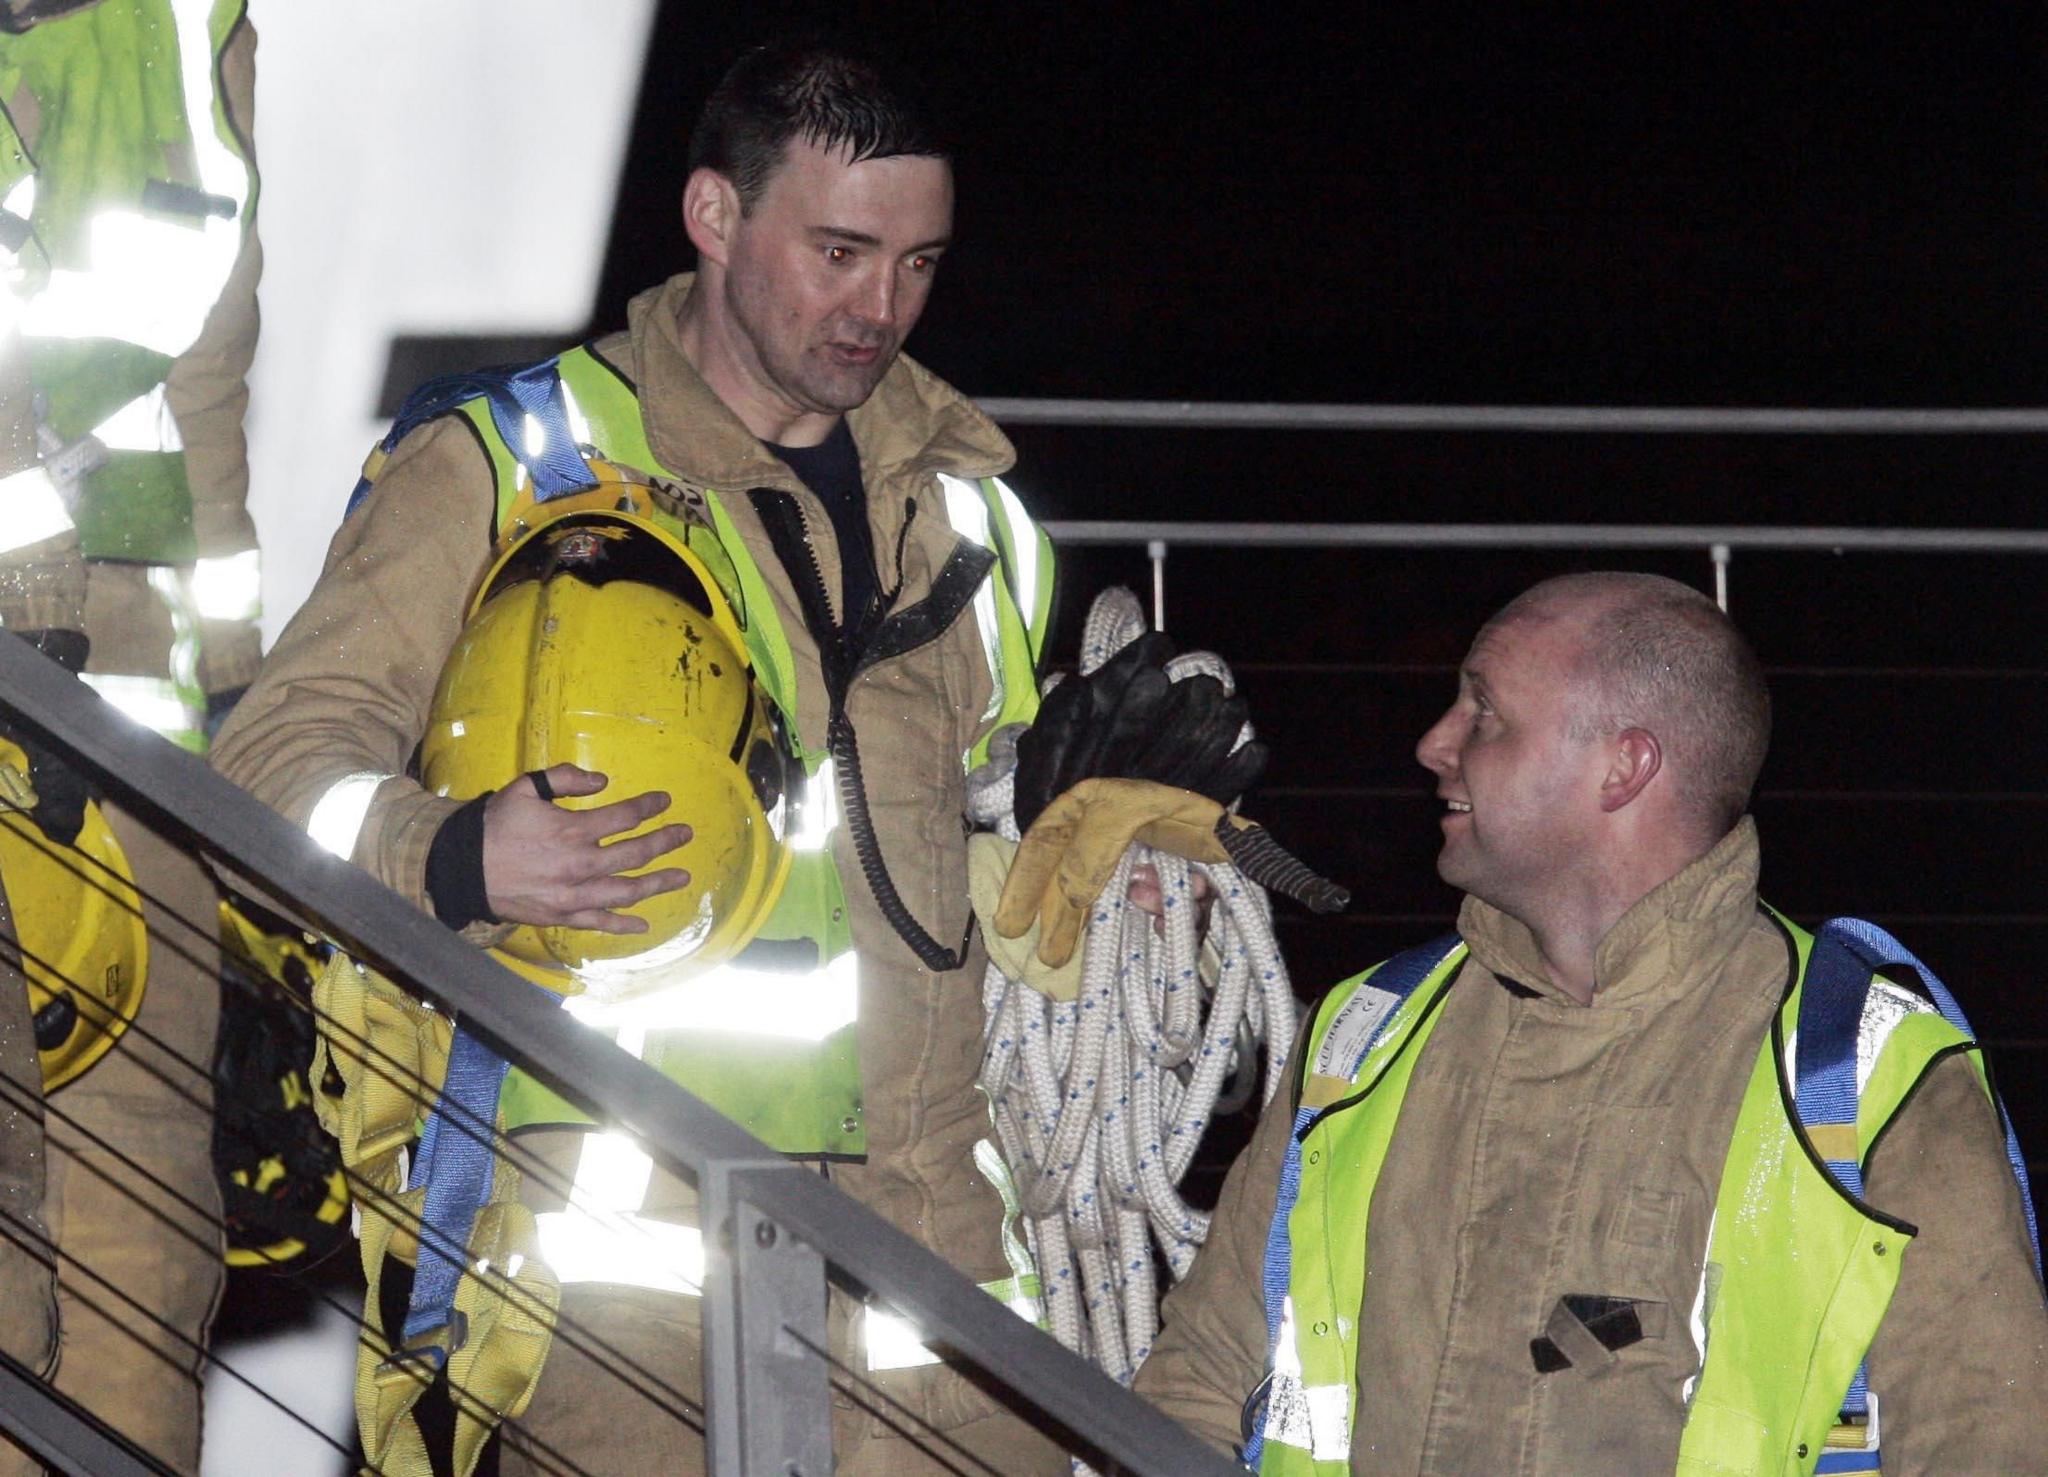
853;266;898;326
1416;710;1459;776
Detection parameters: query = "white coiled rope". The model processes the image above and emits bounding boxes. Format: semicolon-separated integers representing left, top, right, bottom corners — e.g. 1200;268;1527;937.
968;588;1298;1391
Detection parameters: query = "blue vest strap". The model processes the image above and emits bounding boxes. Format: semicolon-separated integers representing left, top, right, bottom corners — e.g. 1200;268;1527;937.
1808;918;2040;1274
1799;917;2042;1471
395;1021;513;1368
1243;931;1460;1468
344;357;596;519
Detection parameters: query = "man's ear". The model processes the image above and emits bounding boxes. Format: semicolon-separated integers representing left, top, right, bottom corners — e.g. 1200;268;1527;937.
683;168;739;268
1599;727;1662;813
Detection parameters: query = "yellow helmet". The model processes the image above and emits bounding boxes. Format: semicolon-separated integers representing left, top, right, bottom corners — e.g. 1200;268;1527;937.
421;487;794;996
0;738;148;1091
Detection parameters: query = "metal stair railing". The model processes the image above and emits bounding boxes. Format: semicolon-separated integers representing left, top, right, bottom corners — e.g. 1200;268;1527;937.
0;1348;174;1477
0;632;1242;1477
1039;519;2048;625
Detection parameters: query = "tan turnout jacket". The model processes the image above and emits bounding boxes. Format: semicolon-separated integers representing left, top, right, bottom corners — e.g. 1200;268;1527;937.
1135;821;2048;1473
212;272;1028;1288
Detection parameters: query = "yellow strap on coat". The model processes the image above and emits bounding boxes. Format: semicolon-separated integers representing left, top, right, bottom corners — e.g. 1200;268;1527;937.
309;953;451;1196
354;1167;560;1477
313;951;560;1476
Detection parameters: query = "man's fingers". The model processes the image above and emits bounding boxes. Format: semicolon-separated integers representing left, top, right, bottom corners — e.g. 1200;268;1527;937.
572;788;675;841
550;869;691;933
535;763;609;799
598;823;693;874
558;908;653;935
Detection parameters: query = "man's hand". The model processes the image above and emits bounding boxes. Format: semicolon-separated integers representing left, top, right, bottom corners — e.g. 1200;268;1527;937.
1127;862;1216;939
482;764;691;932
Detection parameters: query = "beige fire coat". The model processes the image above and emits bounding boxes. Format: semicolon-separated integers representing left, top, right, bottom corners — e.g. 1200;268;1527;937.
212;274;1065;1467
1135;820;2048;1474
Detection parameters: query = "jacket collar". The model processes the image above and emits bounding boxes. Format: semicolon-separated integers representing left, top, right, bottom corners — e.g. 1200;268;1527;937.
627;272;1015;493
1457;817;1765;1009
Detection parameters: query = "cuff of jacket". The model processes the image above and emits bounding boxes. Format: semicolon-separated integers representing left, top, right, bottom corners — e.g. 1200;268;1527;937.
426;795;497;932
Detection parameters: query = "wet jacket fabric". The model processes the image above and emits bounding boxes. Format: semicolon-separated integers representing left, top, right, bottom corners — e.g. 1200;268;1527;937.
1135;821;2048;1474
216;272;1027;1273
213;274;1068;1471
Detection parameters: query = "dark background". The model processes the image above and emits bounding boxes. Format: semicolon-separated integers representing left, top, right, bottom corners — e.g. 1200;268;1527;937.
232;9;2048;1464
365;2;2048;1240
584;4;2048;1196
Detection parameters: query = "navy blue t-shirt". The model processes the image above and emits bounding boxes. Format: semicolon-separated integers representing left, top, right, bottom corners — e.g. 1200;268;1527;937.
766;418;879;636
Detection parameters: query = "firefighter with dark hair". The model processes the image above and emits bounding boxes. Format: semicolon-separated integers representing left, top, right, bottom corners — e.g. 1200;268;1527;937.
214;38;1070;1477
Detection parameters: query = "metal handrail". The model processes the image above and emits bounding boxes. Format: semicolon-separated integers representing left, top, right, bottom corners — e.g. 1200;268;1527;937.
1040;521;2048;553
0;635;1239;1477
1037;520;2048;624
0;1349;169;1477
981;398;2048;433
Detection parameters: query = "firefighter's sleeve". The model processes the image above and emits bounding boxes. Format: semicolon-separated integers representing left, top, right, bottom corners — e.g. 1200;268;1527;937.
210;415;493;922
1863;1051;2048;1472
167;15;265;696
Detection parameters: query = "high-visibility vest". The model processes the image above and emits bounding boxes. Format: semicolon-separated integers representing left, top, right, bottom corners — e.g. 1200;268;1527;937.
349;344;1055;1159
1252;914;2004;1477
320;349;1055;1476
0;0;260;749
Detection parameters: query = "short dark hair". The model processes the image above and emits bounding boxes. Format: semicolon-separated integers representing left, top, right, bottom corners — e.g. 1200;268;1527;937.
687;40;948;212
1499;572;1772;835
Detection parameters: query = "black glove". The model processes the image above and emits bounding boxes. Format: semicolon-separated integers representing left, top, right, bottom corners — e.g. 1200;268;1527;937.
1013;627;1268;833
0;629;93;845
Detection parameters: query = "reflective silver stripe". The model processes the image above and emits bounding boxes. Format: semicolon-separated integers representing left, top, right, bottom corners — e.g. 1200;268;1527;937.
864;1279;1045;1372
990;475;1044;622
92;383;183;454
80;673;198;741
17;0;247;358
558;379;595;449
938;474;1004;723
1262;1295;1351;1459
535;1114;707;1294
790;756;838;853
192;549;262;622
564;947;858;1040
1682;1211;1718;1407
1857;976;1935;1095
0;465;74;553
1779;975;1939;1099
305;772;388;861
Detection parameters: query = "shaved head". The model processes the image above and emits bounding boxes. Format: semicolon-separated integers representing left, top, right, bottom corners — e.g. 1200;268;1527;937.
1488;572;1771;837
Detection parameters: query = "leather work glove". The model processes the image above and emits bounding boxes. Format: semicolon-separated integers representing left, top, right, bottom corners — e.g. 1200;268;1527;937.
967;832;1083;1000
994;778;1350;969
1013;633;1268;832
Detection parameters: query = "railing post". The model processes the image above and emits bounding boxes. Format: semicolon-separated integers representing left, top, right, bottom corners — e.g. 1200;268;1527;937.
1711;542;1731;611
701;1161;832;1477
1148;538;1168;630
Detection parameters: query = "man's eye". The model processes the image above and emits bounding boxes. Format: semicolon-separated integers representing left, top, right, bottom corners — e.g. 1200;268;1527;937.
908;254;935;273
826;245;852;264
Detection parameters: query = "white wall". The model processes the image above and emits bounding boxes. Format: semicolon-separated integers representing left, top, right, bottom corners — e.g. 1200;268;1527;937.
205;6;653;1472
243;0;657;647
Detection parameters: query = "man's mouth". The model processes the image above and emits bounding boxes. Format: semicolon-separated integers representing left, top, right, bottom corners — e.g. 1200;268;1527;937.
1443;799;1471;816
828;341;882;366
